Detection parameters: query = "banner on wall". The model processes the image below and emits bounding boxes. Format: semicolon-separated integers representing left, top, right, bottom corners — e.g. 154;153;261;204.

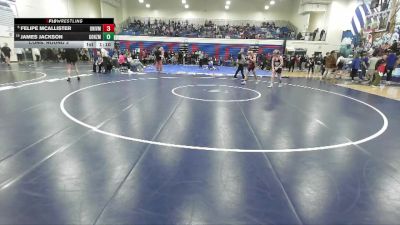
0;0;17;37
364;0;393;32
118;40;283;59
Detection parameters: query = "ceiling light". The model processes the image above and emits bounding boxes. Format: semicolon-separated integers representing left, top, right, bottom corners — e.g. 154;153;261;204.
270;0;275;5
226;1;231;5
185;4;189;8
225;5;229;9
182;0;186;4
139;0;144;3
146;3;150;8
265;5;270;10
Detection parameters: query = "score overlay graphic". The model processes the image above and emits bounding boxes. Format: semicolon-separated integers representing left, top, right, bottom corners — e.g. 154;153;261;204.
14;18;115;48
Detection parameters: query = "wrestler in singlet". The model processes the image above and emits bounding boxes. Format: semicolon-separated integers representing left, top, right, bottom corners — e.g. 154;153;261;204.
269;49;283;88
243;51;259;84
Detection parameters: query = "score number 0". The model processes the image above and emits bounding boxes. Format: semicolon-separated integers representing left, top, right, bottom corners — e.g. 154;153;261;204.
102;24;115;41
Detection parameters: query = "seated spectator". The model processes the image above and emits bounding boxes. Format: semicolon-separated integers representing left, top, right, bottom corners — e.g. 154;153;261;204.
297;32;303;40
121;18;295;40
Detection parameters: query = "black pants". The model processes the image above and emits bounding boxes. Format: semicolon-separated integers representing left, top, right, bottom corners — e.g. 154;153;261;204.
234;64;245;79
308;66;314;74
93;63;101;72
351;69;358;80
289;63;295;72
321;65;326;75
386;67;394;81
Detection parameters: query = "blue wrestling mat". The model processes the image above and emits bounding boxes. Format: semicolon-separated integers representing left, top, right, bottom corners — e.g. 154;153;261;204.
144;64;273;77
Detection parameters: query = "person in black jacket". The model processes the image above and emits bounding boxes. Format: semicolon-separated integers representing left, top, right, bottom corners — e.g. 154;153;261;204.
1;43;11;66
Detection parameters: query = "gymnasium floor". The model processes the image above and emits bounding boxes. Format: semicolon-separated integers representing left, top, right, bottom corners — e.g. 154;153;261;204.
0;62;400;225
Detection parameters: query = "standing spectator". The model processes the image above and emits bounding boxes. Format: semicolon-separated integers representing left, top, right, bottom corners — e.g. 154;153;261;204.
336;54;345;79
361;54;369;81
367;53;379;81
92;50;102;73
322;51;337;80
32;48;41;62
319;29;326;41
299;55;306;71
198;51;204;68
321;52;329;77
351;54;361;82
371;55;387;86
307;55;315;78
390;40;397;53
1;43;11;66
312;28;319;41
289;55;296;72
15;48;23;62
386;50;398;85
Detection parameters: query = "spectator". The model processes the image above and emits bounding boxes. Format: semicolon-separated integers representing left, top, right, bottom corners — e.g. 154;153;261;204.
336;54;345;79
32;48;41;62
321;52;329;77
296;32;303;40
1;43;11;66
307;55;315;78
121;19;295;40
390;40;398;53
351;54;361;82
15;48;23;61
319;29;326;41
323;51;337;80
386;50;398;85
367;53;379;81
289;55;296;72
361;54;369;80
312;28;319;41
93;50;102;73
371;55;387;86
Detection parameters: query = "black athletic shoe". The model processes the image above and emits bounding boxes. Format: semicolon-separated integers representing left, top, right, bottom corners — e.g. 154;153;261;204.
77;76;81;81
67;78;71;82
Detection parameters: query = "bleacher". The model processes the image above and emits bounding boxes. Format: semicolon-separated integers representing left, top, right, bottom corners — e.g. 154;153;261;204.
118;17;296;40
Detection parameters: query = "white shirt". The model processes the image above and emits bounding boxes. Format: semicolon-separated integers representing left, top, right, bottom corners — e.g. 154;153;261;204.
336;56;345;65
101;48;108;57
32;48;40;56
